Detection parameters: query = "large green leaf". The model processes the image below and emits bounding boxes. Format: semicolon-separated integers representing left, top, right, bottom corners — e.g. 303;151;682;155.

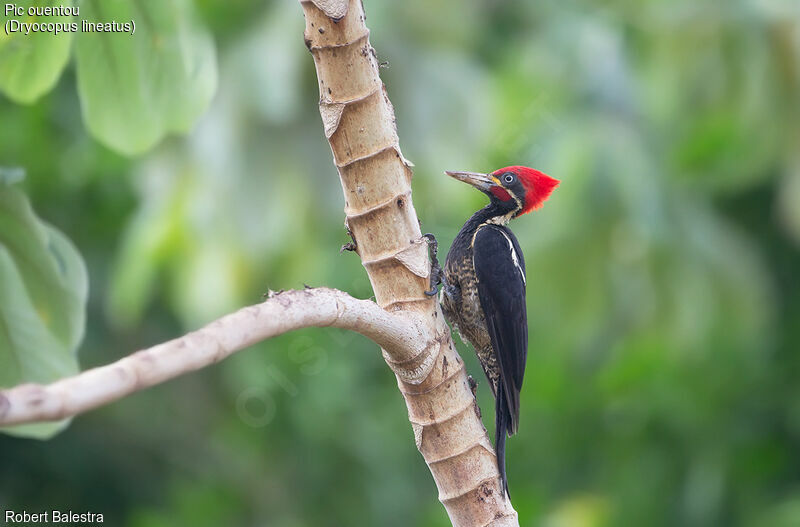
0;0;74;103
75;0;217;156
0;178;88;439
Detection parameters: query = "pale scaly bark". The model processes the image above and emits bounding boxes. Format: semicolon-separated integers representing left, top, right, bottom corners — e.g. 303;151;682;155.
300;1;518;524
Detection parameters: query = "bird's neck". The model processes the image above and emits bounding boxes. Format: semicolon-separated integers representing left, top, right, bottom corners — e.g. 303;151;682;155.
457;202;515;241
472;202;516;227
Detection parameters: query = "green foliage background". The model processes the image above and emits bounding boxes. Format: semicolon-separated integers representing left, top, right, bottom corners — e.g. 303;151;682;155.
1;0;799;526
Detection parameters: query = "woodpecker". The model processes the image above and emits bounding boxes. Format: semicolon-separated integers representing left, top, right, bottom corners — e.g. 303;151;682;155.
436;165;559;497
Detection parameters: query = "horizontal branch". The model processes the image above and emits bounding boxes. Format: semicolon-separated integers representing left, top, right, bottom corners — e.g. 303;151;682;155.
0;288;427;427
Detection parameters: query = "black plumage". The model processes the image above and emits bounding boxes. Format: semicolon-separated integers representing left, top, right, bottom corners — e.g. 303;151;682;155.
437;166;558;497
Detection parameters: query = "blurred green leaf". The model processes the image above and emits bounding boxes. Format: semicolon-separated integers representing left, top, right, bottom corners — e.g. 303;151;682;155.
543;494;610;527
0;0;74;104
0;180;87;439
107;153;250;330
106;158;191;328
75;0;217;155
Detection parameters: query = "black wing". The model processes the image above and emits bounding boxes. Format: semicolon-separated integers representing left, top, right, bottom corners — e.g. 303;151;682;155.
472;224;528;435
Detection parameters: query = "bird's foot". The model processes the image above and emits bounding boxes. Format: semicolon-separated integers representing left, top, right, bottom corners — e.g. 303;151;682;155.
423;233;443;296
468;375;482;418
468;375;478;397
340;225;357;253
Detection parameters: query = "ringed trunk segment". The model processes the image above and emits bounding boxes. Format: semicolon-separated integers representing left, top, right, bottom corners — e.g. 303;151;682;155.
299;1;519;525
301;0;425;312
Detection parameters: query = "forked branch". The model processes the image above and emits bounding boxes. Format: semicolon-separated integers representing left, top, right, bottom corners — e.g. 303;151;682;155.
0;0;521;524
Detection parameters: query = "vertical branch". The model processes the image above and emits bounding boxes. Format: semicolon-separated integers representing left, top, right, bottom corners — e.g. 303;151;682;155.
299;1;519;525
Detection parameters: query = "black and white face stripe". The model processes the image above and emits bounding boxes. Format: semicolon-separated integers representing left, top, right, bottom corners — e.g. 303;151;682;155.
497;172;525;213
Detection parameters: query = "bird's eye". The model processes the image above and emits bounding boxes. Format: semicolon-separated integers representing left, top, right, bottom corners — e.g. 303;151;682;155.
503;173;515;184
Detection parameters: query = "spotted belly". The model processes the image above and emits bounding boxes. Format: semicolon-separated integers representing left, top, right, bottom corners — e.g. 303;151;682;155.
441;260;500;396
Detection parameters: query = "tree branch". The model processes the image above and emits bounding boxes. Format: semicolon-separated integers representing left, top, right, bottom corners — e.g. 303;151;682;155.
0;288;425;427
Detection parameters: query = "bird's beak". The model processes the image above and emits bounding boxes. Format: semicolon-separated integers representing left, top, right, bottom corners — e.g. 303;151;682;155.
445;171;496;192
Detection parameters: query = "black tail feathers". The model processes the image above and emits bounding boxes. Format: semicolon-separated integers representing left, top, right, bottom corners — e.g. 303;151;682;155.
495;383;512;498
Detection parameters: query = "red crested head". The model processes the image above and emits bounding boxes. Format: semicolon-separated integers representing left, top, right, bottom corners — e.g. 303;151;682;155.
490;166;559;216
445;165;559;219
